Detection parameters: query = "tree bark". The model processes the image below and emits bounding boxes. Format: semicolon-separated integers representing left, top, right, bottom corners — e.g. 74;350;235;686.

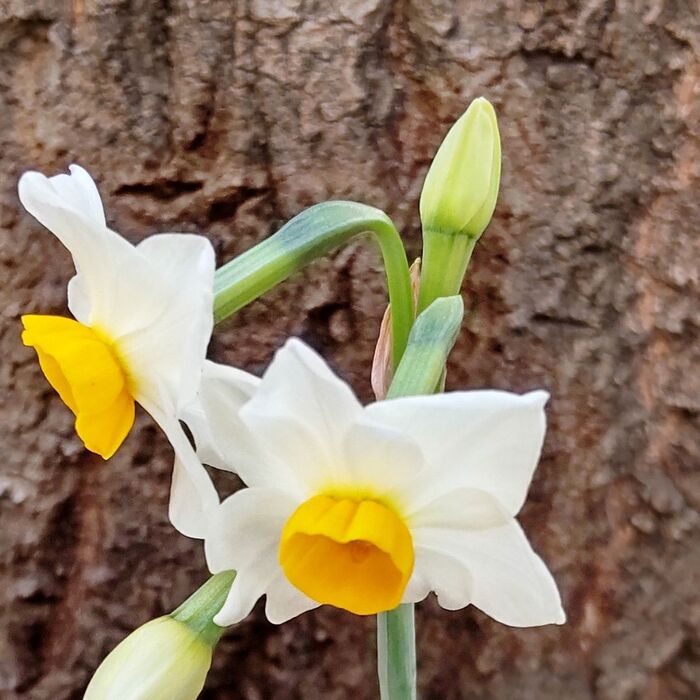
1;1;699;698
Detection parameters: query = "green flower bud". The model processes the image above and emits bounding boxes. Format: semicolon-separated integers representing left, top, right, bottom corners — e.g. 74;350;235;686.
419;97;501;239
84;616;212;700
417;98;501;311
84;572;234;700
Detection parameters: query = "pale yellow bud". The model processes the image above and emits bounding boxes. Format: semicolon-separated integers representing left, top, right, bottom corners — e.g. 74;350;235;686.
84;616;212;700
419;97;501;239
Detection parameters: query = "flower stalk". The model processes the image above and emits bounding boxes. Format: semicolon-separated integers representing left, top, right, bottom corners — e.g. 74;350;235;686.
416;230;477;313
171;570;236;647
214;201;414;368
377;295;464;700
377;604;416;700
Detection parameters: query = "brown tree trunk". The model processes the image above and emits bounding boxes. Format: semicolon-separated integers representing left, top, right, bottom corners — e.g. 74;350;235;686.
1;1;699;698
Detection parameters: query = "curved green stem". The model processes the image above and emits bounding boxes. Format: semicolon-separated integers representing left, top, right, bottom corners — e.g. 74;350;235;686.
214;201;414;368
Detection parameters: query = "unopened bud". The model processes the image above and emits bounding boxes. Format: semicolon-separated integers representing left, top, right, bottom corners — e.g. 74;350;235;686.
417;98;501;311
84;572;234;700
419;97;501;239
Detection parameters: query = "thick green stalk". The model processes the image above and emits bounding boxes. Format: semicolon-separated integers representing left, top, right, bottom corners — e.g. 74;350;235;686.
416;230;477;313
377;296;464;700
377;605;416;700
171;571;235;647
214;201;414;368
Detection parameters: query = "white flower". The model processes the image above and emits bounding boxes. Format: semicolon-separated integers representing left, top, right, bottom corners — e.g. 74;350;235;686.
201;339;565;627
84;616;212;700
19;165;220;535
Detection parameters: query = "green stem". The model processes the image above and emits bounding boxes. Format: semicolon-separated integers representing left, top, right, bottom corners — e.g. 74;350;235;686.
171;571;235;647
377;297;464;700
416;230;477;313
214;201;414;368
377;606;416;700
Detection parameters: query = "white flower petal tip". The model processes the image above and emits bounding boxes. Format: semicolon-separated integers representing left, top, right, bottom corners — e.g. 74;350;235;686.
409;520;565;628
523;389;550;407
364;388;551;517
270;337;357;400
264;575;319;625
211;576;318;628
19;164;106;228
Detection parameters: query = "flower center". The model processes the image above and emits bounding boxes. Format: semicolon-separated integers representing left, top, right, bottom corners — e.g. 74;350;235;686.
278;494;414;615
22;315;135;459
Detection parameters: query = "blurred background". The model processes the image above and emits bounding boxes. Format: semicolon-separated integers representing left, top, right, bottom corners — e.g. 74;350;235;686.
1;1;699;698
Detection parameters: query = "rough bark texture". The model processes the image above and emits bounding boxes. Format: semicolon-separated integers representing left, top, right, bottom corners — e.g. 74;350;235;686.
1;1;699;698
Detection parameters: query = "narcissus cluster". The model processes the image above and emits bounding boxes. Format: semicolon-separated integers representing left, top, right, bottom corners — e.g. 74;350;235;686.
17;97;565;700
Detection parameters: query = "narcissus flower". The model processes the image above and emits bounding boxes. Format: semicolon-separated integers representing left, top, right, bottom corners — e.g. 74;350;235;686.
19;165;220;535
201;339;565;627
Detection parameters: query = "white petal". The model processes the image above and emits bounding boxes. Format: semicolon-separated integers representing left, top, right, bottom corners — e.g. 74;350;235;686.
48;164;106;225
19;166;156;330
168;458;217;540
66;274;90;324
204;488;299;573
241;338;362;453
340;417;424;498
119;234;215;410
402;488;507;610
144;402;219;539
237;411;336;495
199;366;307;492
366;390;549;515
206;488;297;626
215;552;279;626
408;487;508;530
265;574;319;624
137;233;214;285
402;546;474;610
181;360;260;471
412;520;565;627
205;488;296;573
260;339;363;429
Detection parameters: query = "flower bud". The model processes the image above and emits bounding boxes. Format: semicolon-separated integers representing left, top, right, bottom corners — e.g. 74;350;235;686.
419;97;501;239
417;98;501;311
84;616;212;700
84;572;233;700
